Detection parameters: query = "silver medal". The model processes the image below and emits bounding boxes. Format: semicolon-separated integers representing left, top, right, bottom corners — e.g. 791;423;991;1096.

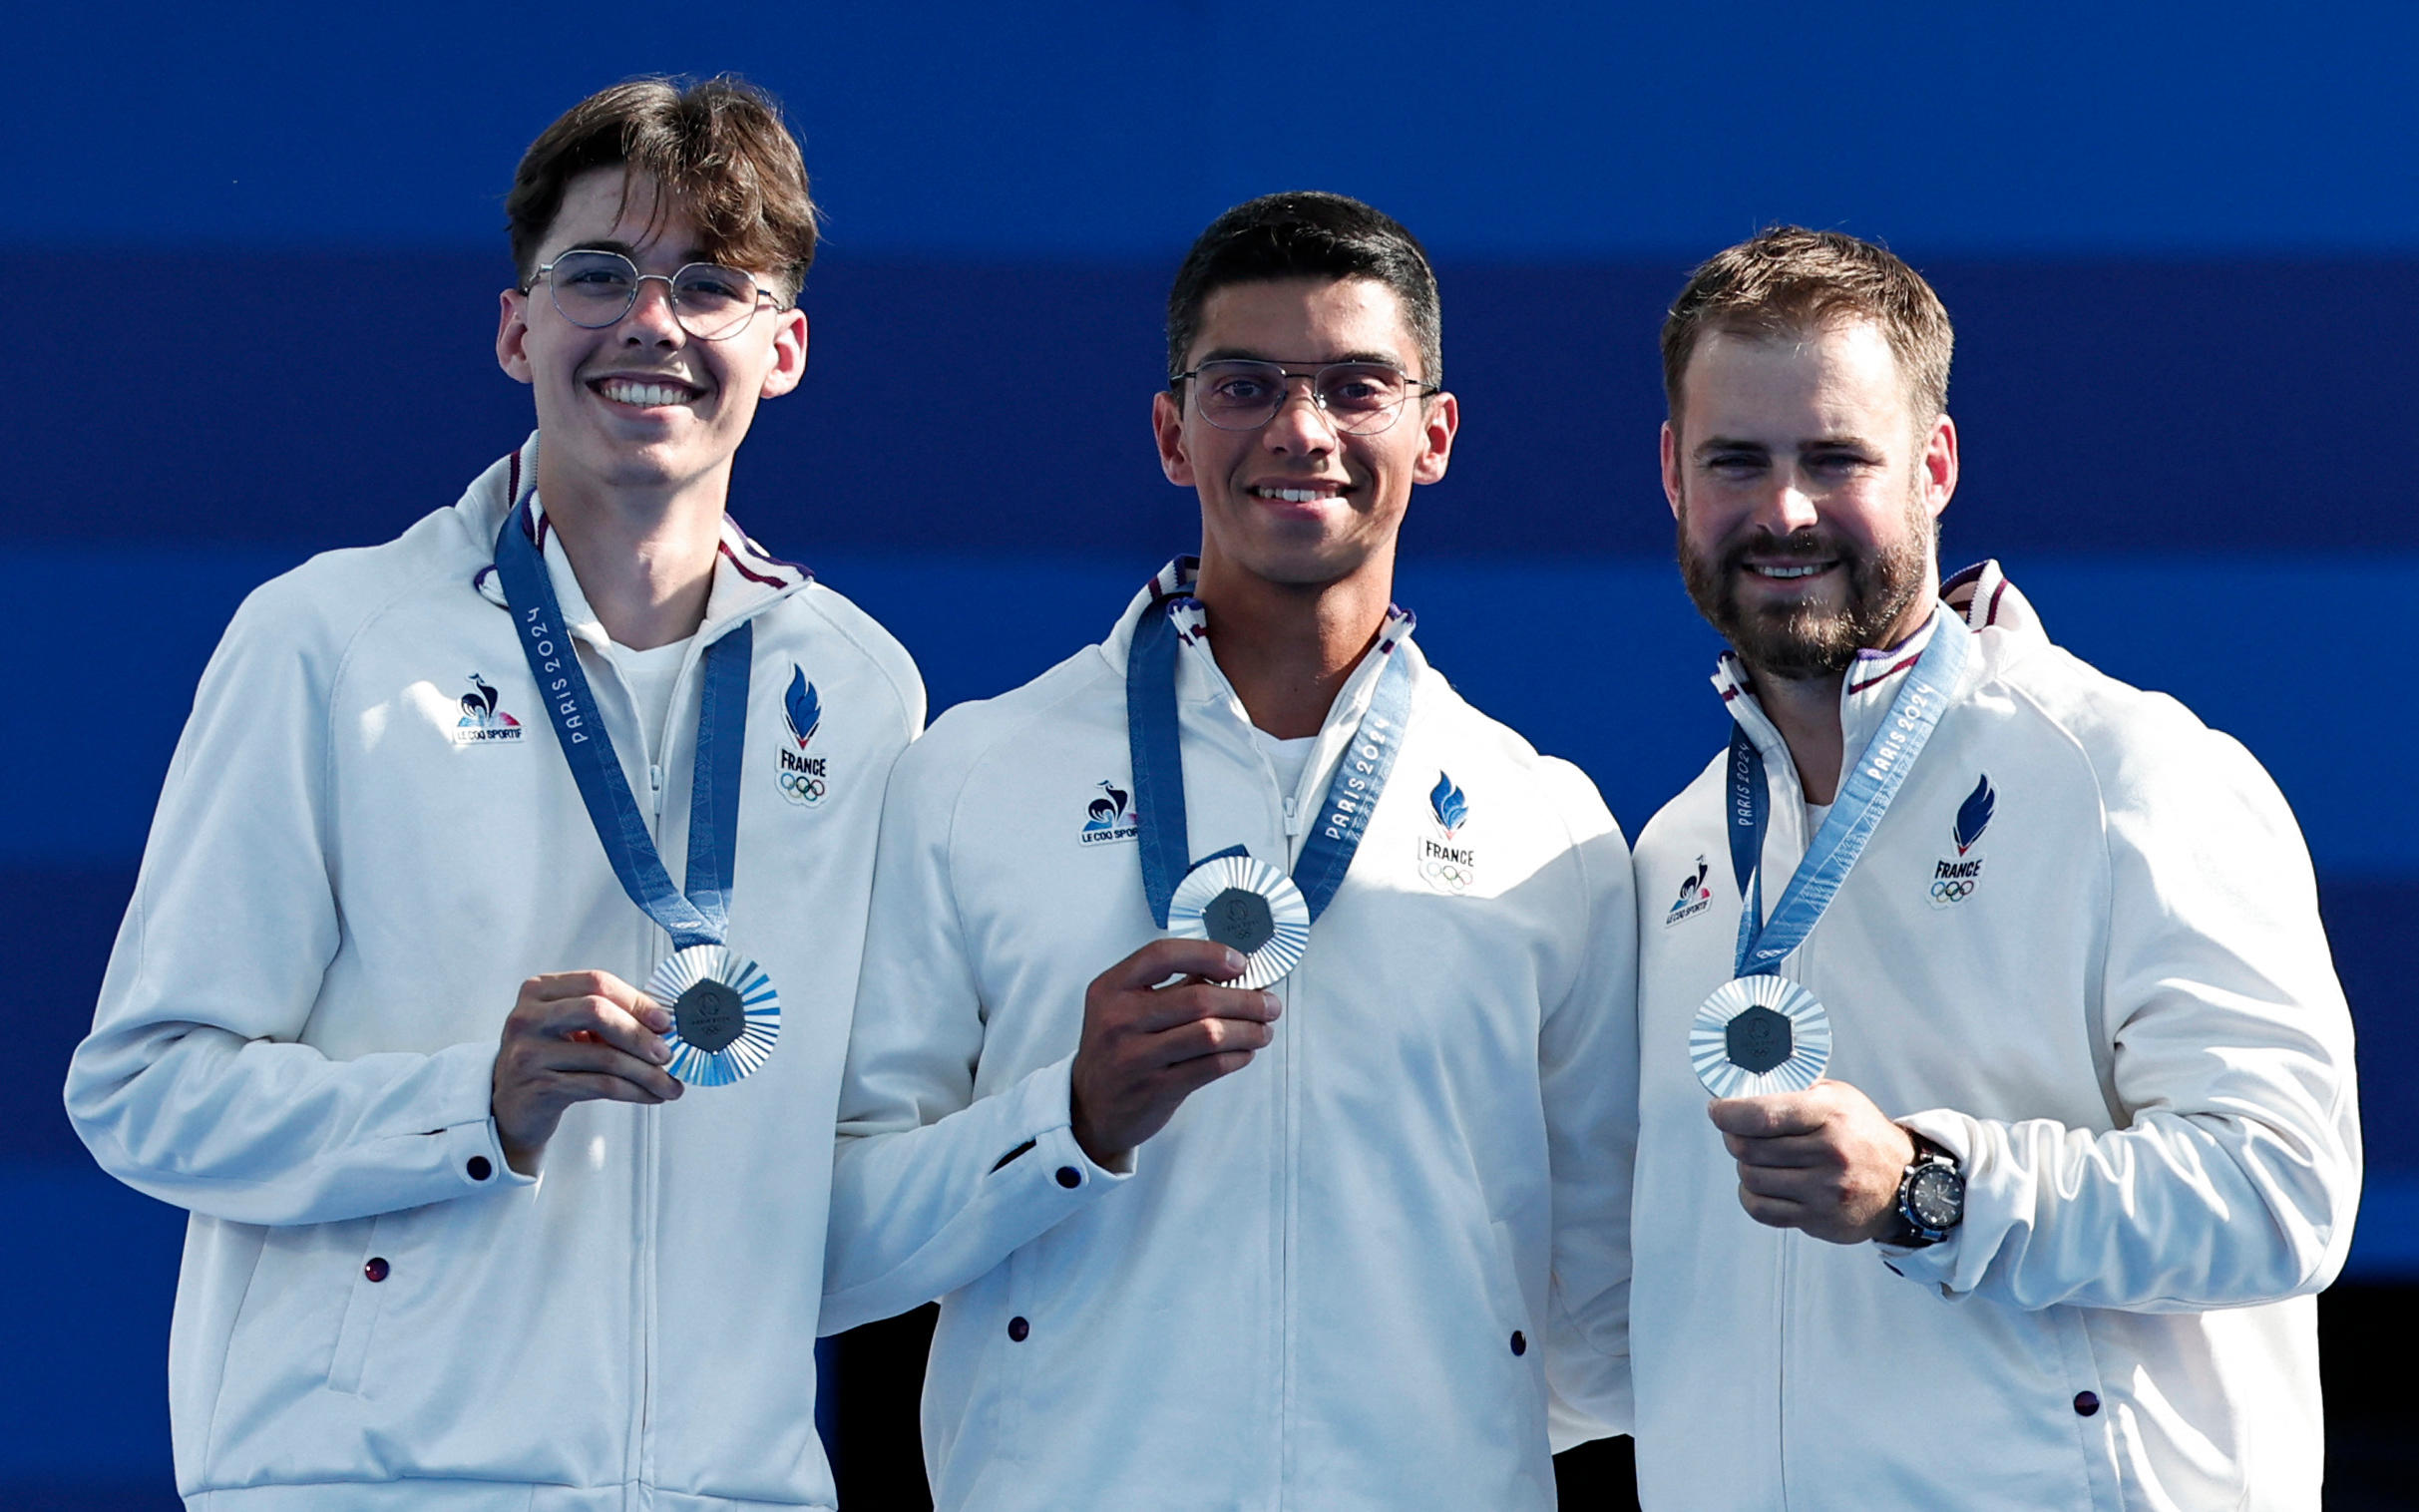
1167;855;1312;989
647;945;781;1087
1690;974;1830;1099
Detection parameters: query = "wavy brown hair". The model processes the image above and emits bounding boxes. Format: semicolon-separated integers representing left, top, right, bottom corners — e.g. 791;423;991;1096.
1661;226;1951;428
507;76;818;302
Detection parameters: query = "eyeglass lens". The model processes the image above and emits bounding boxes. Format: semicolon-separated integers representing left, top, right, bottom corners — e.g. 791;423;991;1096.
1190;361;1421;435
544;250;765;339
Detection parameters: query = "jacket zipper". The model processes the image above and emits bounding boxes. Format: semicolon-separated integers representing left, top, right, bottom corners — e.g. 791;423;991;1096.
633;627;732;1505
1771;751;1805;1511
622;647;677;1511
641;753;665;1507
1277;771;1301;1507
1778;1230;1797;1509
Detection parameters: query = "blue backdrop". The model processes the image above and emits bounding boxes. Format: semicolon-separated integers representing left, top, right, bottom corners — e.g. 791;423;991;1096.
8;4;2413;1502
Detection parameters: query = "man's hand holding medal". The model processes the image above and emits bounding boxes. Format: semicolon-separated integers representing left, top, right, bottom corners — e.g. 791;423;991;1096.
490;969;683;1176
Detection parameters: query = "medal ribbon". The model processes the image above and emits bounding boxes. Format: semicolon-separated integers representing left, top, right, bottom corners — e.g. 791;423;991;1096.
1126;588;1413;929
1728;610;1969;978
493;503;752;951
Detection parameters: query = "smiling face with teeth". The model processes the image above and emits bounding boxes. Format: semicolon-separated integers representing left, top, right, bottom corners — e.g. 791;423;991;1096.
497;167;807;516
1661;318;1956;681
1153;276;1455;600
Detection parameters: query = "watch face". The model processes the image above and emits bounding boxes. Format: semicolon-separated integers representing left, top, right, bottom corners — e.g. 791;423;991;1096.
1907;1164;1964;1230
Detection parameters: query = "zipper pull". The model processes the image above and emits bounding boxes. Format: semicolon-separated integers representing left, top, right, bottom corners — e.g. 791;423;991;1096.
649;763;664;795
1282;795;1303;837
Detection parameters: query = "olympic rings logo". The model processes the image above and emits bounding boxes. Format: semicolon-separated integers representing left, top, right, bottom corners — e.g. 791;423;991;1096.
1424;859;1475;892
1930;879;1976;902
779;770;828;803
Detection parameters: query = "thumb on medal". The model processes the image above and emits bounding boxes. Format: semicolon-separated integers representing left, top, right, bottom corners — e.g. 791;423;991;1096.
1122;936;1249;987
1706;1083;1834;1140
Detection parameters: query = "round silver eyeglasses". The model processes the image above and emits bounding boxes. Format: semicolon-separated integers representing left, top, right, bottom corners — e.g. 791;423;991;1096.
525;249;787;341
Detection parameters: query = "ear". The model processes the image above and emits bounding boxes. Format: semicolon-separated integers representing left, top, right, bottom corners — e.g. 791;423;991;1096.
1660;420;1683;519
497;288;534;385
758;307;809;399
1411;390;1459;486
1153;388;1192;487
1921;412;1958;520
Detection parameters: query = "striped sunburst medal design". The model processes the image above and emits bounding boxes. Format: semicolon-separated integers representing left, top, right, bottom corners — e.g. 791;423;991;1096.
1690;975;1830;1099
646;945;781;1087
1167;855;1313;989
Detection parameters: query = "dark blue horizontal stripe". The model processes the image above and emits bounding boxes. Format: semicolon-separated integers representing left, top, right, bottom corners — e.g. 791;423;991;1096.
10;552;2408;876
3;255;2412;556
0;1486;177;1511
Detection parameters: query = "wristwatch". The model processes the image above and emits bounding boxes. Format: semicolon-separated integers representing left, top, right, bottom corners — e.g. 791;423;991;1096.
1887;1135;1964;1248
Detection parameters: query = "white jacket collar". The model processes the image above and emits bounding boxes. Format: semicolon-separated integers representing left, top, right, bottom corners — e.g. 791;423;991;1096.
1099;555;1426;748
464;432;811;639
1941;558;2040;637
1713;560;2035;793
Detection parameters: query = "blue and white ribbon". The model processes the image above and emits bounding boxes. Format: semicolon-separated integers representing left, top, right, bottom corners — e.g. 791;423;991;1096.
1125;569;1413;932
492;504;752;951
1727;611;1969;977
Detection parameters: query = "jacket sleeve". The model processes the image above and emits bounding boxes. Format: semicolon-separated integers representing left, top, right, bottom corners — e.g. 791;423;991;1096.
1887;706;2360;1312
1535;760;1639;1449
64;580;520;1228
821;737;1125;1336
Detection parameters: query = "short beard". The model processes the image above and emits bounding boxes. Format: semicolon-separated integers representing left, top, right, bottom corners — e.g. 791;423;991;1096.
1677;490;1934;682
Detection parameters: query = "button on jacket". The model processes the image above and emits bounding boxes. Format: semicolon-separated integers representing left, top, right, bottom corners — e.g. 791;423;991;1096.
1628;563;2360;1512
825;562;1637;1512
66;436;924;1511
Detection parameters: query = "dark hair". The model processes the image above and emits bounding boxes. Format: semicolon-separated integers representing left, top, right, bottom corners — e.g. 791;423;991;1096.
1165;191;1442;387
1661;226;1952;426
506;75;819;302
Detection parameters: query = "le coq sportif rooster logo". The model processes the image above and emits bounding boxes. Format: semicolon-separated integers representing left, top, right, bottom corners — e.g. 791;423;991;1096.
451;672;523;744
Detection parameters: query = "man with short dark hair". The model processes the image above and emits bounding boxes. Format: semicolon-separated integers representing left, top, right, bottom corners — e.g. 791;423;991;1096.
1629;226;2360;1509
823;191;1636;1509
67;77;922;1509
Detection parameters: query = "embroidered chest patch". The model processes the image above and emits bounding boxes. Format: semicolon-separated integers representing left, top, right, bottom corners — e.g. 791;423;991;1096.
451;672;525;745
776;666;831;807
1928;774;1994;908
1078;780;1140;846
1665;857;1714;926
1417;771;1477;895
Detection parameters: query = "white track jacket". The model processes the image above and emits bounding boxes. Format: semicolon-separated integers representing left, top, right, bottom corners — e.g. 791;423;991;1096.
1629;563;2360;1511
825;563;1636;1511
66;437;924;1511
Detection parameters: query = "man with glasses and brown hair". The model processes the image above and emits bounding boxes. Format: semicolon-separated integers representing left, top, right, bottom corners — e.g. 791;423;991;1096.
822;190;1637;1509
66;77;922;1510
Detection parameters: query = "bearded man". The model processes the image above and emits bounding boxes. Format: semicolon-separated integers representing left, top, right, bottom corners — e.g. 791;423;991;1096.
1625;226;2359;1511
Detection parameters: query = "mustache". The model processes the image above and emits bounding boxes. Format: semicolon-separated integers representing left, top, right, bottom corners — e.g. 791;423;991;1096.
1719;527;1843;568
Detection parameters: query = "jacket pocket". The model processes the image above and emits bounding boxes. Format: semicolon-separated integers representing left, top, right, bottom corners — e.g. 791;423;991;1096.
1486;1220;1546;1400
1485;1220;1535;1327
325;1213;392;1394
2048;1307;2132;1512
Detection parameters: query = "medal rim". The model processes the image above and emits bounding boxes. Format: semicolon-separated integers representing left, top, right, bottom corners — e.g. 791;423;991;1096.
1166;856;1312;990
645;944;781;1088
1689;974;1830;1099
